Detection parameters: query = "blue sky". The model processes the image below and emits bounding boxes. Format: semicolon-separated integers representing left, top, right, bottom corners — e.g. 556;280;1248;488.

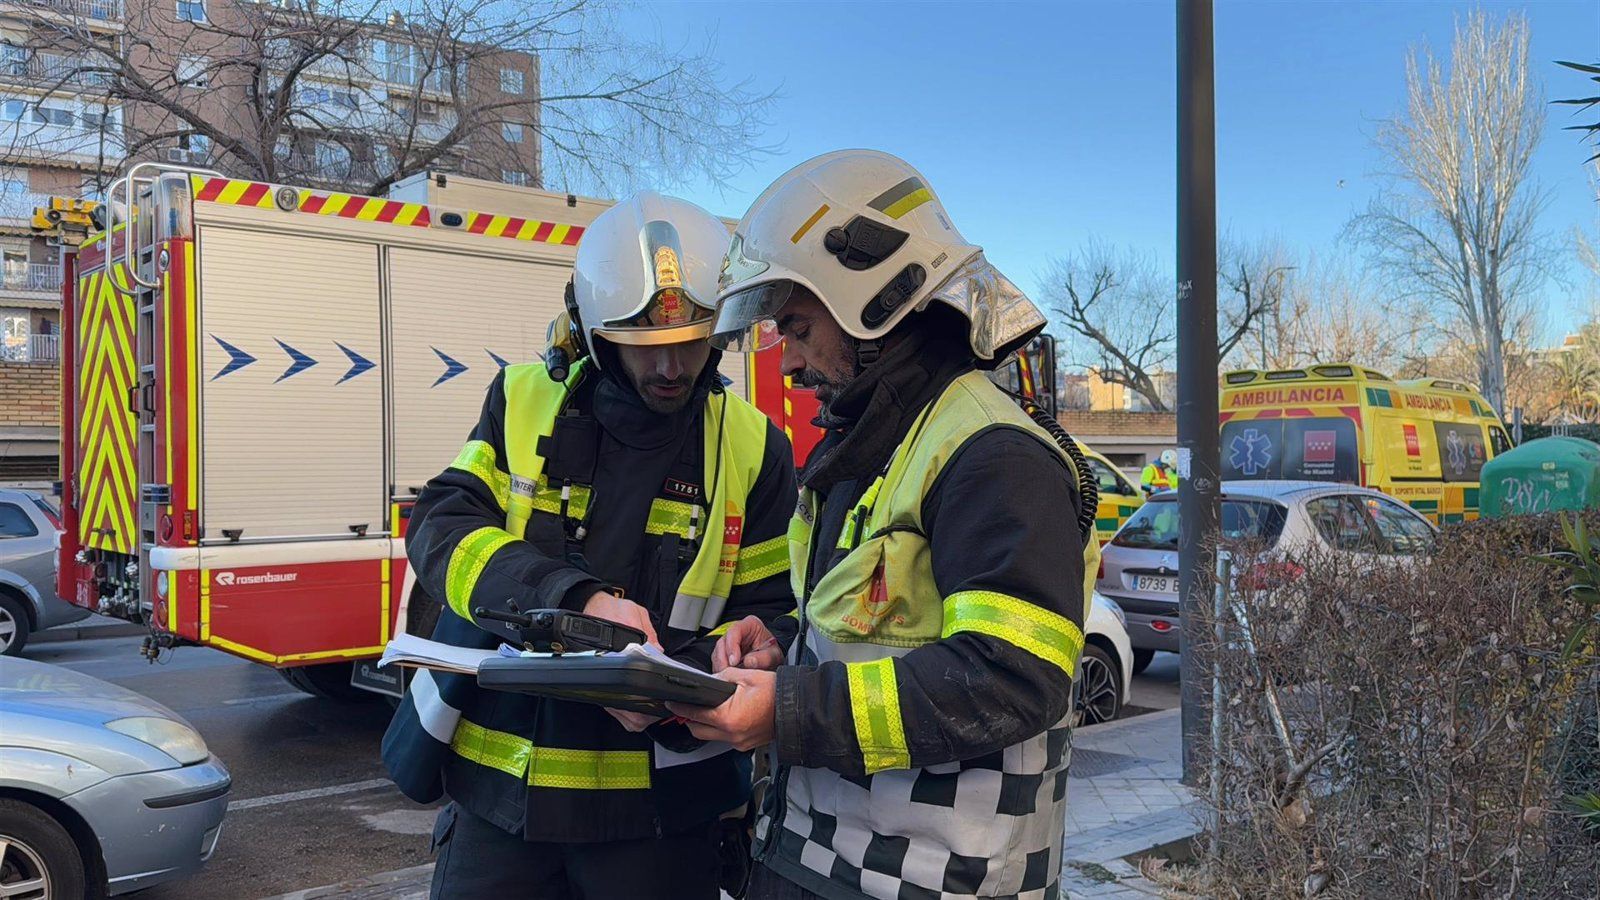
603;0;1600;342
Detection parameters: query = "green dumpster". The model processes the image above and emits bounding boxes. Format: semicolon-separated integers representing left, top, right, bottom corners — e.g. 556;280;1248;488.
1480;436;1600;518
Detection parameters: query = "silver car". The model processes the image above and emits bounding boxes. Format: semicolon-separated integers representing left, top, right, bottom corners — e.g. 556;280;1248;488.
0;656;231;897
0;489;91;655
1096;480;1437;673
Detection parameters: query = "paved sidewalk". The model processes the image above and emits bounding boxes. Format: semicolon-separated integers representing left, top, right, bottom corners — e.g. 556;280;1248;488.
261;709;1197;899
1059;708;1197;897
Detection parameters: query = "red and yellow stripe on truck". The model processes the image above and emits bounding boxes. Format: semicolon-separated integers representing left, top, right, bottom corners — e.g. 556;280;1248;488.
1220;364;1511;523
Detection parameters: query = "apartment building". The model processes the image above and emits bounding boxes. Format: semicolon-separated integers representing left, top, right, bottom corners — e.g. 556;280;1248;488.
1086;367;1178;413
0;0;540;481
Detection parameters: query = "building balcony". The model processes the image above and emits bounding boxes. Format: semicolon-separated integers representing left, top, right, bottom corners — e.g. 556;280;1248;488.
0;121;125;166
0;332;58;363
0;187;58;222
0;51;115;93
3;0;124;26
1;261;61;294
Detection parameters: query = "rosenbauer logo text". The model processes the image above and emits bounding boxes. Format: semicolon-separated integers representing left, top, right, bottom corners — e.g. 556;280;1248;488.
214;571;298;587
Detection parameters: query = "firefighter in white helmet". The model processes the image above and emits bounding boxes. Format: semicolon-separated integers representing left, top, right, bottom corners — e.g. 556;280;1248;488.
383;191;796;898
669;151;1100;900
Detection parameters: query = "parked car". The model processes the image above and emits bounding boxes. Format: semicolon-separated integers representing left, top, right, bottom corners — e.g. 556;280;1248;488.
0;655;231;897
1077;591;1135;726
0;488;90;655
1097;480;1438;674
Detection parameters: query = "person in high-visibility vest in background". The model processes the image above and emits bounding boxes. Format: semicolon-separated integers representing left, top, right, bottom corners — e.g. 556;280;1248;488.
1141;449;1180;495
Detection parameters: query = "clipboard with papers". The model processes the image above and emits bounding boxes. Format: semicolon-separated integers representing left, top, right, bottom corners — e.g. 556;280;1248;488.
380;634;735;716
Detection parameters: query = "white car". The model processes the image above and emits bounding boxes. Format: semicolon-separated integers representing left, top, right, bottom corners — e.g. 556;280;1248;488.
1077;591;1134;726
1097;480;1437;672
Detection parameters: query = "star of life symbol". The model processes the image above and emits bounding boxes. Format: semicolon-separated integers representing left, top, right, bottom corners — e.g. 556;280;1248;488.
1229;428;1273;477
1446;430;1467;474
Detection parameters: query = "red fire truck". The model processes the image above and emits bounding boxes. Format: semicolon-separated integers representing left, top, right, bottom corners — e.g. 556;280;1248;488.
51;165;763;699
51;164;1067;700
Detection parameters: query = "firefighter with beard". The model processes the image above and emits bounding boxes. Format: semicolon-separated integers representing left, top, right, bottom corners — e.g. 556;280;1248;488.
670;151;1100;900
382;192;796;899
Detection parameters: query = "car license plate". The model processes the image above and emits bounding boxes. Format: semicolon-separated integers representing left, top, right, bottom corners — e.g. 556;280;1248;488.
1134;575;1177;594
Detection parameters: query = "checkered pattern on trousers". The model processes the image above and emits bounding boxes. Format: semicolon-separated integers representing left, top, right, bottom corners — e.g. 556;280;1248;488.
767;725;1072;900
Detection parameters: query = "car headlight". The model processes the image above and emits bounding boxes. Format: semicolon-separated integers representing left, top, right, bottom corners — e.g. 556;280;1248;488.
105;716;209;765
1099;595;1127;628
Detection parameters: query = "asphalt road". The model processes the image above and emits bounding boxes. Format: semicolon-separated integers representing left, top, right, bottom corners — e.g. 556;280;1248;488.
28;634;1182;898
25;635;441;900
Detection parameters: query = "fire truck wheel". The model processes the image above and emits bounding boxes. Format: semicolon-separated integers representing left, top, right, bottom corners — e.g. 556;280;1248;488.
277;662;383;703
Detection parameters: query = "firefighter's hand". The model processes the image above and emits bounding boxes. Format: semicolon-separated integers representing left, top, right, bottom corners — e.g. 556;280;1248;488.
604;708;662;732
665;668;776;751
582;592;661;649
711;615;784;673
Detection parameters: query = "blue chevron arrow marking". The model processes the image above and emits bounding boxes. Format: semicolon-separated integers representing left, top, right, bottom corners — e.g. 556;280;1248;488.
210;335;256;380
336;343;376;384
486;349;510;369
432;347;467;387
274;339;318;382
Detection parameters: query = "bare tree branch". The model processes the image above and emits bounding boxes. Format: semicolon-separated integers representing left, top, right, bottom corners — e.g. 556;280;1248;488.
1041;239;1285;412
4;0;774;197
1348;11;1553;417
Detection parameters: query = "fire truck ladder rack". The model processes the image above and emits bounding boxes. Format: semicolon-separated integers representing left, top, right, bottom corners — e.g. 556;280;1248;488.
114;162;221;621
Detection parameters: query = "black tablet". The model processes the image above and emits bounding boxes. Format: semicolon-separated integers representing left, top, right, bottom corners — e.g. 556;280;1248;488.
476;654;735;716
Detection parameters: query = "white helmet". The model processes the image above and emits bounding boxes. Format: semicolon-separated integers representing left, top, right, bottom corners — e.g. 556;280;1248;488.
710;149;1045;367
1160;449;1178;468
569;191;729;366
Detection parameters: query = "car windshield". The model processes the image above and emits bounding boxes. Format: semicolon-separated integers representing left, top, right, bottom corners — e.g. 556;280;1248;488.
1113;498;1289;551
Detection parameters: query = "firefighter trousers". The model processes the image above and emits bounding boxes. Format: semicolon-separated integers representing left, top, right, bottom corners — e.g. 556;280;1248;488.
428;802;721;900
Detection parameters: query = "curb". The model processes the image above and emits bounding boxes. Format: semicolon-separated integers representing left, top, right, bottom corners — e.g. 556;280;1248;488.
33;622;146;643
258;864;434;900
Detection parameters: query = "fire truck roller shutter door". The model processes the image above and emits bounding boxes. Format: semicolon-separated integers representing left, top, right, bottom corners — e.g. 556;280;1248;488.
198;227;386;539
386;248;565;495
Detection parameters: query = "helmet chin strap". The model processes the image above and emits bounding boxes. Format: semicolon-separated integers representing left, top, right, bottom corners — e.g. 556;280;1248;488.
852;337;882;372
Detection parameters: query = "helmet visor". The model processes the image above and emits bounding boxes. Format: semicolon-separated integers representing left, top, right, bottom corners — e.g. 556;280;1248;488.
926;252;1046;364
709;280;791;353
595;287;715;346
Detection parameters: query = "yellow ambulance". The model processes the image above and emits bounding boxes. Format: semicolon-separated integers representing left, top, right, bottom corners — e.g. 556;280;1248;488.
1220;364;1512;523
1076;442;1146;544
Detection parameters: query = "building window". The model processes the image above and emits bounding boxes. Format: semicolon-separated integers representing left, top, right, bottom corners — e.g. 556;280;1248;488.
182;132;210;160
501;122;523;143
0;45;26;78
177;55;209;88
81;105;116;131
177;0;206;23
499;68;523;94
0;308;28;362
0;100;24;122
314;140;352;178
372;143;393;174
297;85;360;110
501;170;528;187
31;103;74;128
